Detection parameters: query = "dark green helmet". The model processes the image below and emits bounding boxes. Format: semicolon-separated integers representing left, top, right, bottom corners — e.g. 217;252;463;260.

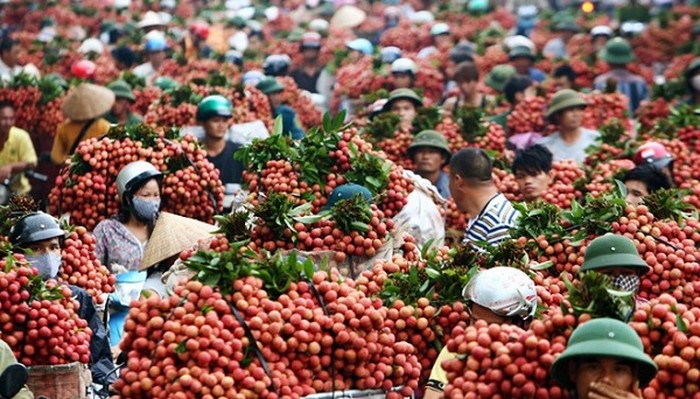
196;95;233;121
408;130;451;164
580;234;650;274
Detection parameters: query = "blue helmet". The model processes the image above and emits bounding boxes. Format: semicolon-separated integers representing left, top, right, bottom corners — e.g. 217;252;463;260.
346;38;373;56
380;46;402;64
144;36;168;52
243;70;265;86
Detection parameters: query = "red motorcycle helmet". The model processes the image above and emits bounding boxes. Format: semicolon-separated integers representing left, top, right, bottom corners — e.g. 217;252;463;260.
633;142;674;170
71;60;97;80
189;21;210;40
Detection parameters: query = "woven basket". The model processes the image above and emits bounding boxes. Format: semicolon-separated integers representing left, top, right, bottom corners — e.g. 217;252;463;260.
26;362;87;399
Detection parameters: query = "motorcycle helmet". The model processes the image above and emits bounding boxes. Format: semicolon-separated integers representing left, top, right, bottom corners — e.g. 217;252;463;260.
71;60;97;79
263;54;291;76
633;142;673;170
116;161;163;200
462;266;538;321
196;95;233;122
9;212;65;248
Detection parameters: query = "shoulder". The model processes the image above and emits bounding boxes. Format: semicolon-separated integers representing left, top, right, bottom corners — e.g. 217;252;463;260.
94;218;122;235
9;127;32;144
536;133;558;144
96;118;113;129
582;128;601;138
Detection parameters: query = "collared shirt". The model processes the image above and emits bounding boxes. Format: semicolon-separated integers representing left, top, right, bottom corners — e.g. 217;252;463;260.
593;69;649;113
0;127;37;195
464;192;519;247
434;171;451;199
536;128;600;165
93;218;146;272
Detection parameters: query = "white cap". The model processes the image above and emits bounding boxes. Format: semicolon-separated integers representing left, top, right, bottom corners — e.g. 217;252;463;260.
309;19;329;32
591;25;614;37
158;12;172;25
384;6;401;17
504;35;535;51
37;26;57;43
228;31;249;51
264;6;280;21
463;267;538;320
390;57;418;74
22;64;41;79
237;6;256;20
410;10;434;24
430;22;450;36
79;38;105;55
138;11;164;29
517;5;537;18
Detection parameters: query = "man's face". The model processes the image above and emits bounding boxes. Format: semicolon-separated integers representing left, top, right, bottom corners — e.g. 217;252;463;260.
434;34;452;50
592;36;609;51
459;79;478;96
269;91;284;109
203;116;230;140
0;106;14;136
570;357;639;399
559;107;584;130
413;147;445;176
553;76;572;91
445;60;457;80
26;237;61;257
347;49;363;63
2;45;19;67
624;180;648;207
148;50;166;65
112;98;131;116
468;303;509;325
392;72;412;89
510;57;531;75
391;99;417;128
302;48;319;62
515;170;552;202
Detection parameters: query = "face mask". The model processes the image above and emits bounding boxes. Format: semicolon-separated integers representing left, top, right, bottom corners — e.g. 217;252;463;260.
692;75;700;91
27;252;62;280
131;197;160;222
610;274;640;293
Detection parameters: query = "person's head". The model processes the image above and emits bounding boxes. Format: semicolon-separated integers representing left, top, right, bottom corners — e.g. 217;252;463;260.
0;36;19;68
685;57;700;95
508;46;536;75
256;77;286;109
633;141;674;183
408;130;451;177
445;43;475;80
116;161;164;225
454;61;479;97
107;80;136;117
390;58;417;89
590;25;613;52
503;75;535;106
552;64;576;91
512;144;553;201
189;21;210;44
9;212;65;280
546;89;587;129
555;19;580;42
346;38;373;63
111;46;136;70
0;101;15;137
580;234;651;294
486;64;518;95
263;54;291;77
197;95;233;139
622;164;671;207
462;266;538;328
300;32;322;63
382;88;422;129
448;148;494;212
247;30;265;53
380;46;402;65
430;22;452;50
600;37;635;68
144;36;168;66
551;318;657;399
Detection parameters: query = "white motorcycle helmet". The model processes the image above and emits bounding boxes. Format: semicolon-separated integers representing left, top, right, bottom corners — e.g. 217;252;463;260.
116;161;162;200
391;58;418;75
463;266;538;321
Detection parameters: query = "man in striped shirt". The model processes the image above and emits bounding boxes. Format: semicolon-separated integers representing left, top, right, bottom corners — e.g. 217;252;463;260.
448;148;520;248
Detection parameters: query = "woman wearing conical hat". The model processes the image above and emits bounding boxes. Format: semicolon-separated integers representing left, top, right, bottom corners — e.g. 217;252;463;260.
50;83;115;165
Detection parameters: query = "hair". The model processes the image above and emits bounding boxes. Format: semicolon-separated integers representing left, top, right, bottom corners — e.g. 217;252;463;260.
0;36;17;54
449;148;493;183
454;61;479;83
503;76;533;105
622;164;671;194
553;64;576;83
0;100;15;112
111;46;136;68
116;176;163;229
449;45;474;64
512;144;553;176
248;30;264;41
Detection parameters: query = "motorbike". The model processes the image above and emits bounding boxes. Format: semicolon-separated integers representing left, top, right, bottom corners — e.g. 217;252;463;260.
0;363;28;399
0;170;48;205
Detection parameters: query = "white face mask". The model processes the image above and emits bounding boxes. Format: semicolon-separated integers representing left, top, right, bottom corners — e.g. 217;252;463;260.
692;75;700;91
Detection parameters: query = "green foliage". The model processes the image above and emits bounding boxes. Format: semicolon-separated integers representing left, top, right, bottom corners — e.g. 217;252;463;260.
343;151;391;195
251;193;312;241
213;211;252;243
329;194;373;234
295;112;349;188
642;188;698;222
512;200;566;239
453;105;487;142
564;271;634;321
563;188;627;239
364;112;401;142
234;134;297;172
412;106;442;133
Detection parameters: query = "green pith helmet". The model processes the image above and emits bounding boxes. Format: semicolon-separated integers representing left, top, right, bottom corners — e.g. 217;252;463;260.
408;130;452;164
324;183;374;210
580;234;651;274
485;64;517;93
256;77;285;95
382;88;423;112
546;89;588;119
196;95;233;121
153;76;179;91
108;80;136;101
600;37;635;65
508;45;535;61
555;18;581;33
550;318;657;389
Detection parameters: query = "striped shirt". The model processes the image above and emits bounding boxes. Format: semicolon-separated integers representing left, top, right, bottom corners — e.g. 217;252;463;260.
464;193;520;248
593;69;649;114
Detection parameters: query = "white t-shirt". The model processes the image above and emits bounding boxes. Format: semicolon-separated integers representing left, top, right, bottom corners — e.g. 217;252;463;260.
536;128;600;165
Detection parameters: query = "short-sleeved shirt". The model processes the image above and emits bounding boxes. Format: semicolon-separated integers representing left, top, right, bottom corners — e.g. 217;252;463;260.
536;128;600;165
93;218;146;272
543;37;568;59
0;127;38;194
593;69;649;113
464;192;519;247
290;68;322;93
434;171;451;200
51;118;112;164
203;140;245;186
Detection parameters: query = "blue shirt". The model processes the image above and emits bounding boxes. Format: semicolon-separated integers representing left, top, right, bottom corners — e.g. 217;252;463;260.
435;171;451;199
274;105;305;140
528;67;546;83
593;69;649;113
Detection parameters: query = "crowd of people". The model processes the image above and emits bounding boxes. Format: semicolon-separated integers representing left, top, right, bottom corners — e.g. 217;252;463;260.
0;0;698;398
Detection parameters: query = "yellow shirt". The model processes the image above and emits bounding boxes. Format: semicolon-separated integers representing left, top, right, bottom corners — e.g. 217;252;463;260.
0;127;38;195
426;347;459;392
51;118;111;165
0;339;34;398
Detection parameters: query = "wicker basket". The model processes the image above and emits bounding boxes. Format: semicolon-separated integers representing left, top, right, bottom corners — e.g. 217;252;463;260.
26;362;87;399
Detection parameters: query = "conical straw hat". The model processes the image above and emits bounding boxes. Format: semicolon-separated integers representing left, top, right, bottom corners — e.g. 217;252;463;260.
330;5;366;29
61;83;115;121
140;212;218;270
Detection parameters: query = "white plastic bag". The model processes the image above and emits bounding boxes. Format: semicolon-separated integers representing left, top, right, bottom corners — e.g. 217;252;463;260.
392;170;447;250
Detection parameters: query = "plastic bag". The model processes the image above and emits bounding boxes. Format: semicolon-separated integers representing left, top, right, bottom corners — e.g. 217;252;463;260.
392;170;447;250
